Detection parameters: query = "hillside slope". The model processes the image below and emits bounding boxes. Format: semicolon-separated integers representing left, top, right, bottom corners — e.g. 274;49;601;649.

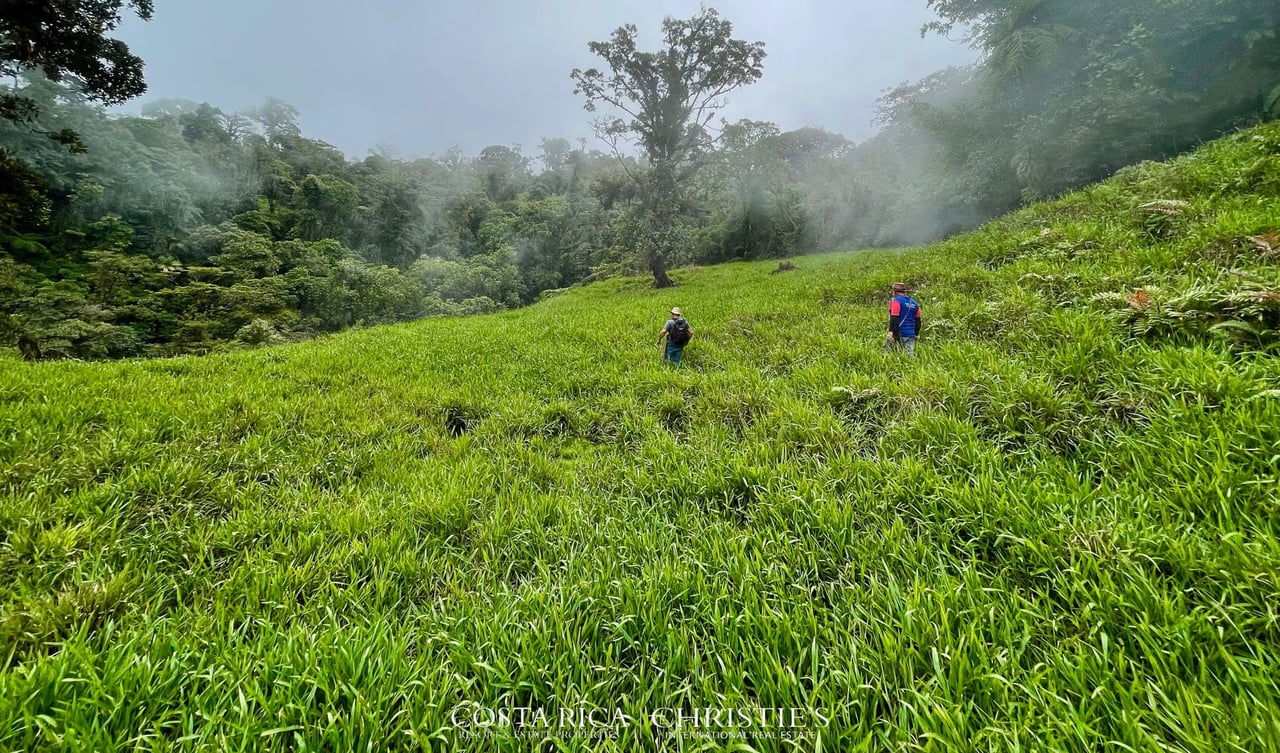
1;124;1279;751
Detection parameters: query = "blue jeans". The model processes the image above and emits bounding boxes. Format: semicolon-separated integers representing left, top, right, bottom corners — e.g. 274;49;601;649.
884;336;917;356
664;342;684;365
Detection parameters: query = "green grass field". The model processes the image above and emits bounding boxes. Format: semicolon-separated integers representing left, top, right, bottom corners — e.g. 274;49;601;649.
2;124;1279;752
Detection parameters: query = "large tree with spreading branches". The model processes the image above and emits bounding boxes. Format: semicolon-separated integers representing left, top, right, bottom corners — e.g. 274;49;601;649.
572;6;765;287
1;0;154;126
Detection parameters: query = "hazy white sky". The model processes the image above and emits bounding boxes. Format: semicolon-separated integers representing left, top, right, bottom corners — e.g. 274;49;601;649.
117;0;976;157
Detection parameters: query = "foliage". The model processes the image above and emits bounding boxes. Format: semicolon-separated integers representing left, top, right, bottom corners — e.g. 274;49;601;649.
0;77;650;359
0;0;153;116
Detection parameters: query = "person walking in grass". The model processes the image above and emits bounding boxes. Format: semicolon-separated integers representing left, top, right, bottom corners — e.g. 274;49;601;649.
657;306;693;365
884;282;921;356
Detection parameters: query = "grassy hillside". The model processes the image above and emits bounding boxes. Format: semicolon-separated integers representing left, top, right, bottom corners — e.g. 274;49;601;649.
1;123;1279;752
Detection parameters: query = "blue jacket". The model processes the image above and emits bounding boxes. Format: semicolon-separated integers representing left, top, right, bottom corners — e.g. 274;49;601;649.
889;295;920;338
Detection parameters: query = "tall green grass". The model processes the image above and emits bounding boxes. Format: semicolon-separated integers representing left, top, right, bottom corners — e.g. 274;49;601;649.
1;124;1278;751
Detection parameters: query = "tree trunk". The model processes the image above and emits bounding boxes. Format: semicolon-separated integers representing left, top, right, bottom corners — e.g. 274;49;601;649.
647;162;679;288
650;250;674;288
17;334;42;361
646;212;677;288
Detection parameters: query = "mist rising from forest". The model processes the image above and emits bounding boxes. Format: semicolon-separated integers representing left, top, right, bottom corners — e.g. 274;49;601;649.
103;0;1279;253
854;0;1280;245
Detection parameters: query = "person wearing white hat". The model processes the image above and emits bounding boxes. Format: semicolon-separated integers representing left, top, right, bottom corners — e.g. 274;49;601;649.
656;306;693;365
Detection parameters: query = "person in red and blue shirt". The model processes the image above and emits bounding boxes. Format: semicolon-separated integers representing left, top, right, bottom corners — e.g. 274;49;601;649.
884;282;921;356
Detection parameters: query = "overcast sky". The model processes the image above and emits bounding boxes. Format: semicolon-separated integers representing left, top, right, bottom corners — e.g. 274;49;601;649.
116;0;977;158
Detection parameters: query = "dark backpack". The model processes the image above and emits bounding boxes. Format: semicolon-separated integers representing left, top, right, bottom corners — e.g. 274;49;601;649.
670;319;691;346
